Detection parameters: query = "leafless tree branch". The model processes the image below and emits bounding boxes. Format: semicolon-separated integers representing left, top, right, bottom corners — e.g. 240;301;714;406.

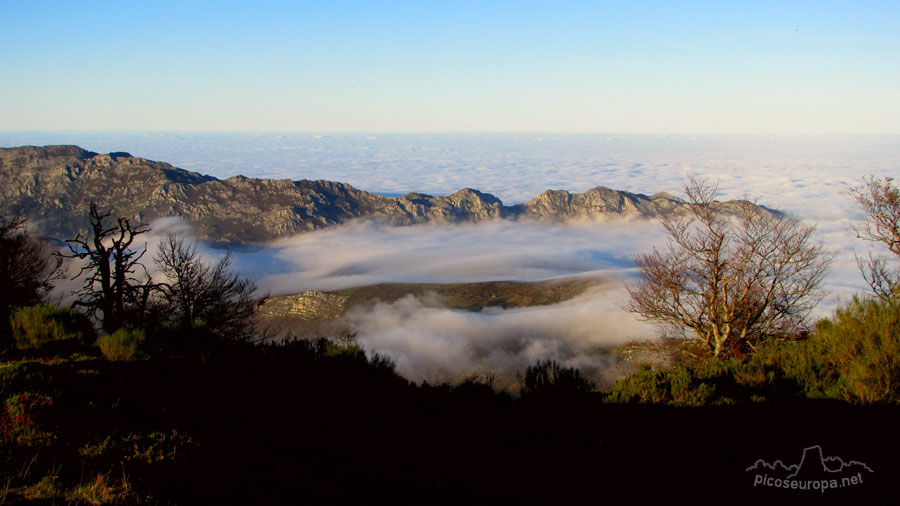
58;202;153;333
849;176;900;299
625;176;830;358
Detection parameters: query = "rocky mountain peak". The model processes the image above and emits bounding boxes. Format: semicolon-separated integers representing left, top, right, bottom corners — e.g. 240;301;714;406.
0;145;772;244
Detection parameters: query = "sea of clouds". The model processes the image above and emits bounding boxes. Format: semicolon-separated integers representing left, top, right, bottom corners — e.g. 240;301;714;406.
7;132;898;383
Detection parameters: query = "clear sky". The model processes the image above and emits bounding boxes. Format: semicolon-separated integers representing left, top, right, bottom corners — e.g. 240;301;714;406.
1;1;898;134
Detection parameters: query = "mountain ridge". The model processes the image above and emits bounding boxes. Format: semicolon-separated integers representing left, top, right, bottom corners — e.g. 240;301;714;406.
1;144;759;244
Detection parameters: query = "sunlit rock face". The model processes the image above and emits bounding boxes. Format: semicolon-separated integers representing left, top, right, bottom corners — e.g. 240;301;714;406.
0;145;763;244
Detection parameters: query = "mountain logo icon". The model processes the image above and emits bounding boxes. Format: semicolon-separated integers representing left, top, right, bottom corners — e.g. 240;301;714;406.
747;445;874;493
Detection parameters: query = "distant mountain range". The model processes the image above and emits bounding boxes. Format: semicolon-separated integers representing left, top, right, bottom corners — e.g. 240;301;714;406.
1;145;758;244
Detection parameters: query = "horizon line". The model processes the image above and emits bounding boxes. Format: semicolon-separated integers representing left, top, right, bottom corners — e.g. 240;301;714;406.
3;130;899;137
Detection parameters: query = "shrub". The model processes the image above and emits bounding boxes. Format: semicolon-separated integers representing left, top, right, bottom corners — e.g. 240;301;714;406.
744;296;900;404
96;328;147;361
749;336;836;399
609;295;900;406
8;305;94;351
606;355;804;406
811;295;900;404
519;360;594;399
326;337;397;372
606;363;721;406
367;352;396;374
325;339;366;359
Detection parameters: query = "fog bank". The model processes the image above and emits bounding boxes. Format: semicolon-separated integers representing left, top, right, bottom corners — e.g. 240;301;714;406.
344;285;645;387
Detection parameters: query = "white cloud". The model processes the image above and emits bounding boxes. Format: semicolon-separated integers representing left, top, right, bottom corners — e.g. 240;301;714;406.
27;132;900;383
233;218;666;294
344;286;646;387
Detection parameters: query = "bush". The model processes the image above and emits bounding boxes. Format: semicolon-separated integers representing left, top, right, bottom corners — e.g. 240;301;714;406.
609;295;900;406
519;360;594;399
746;295;900;404
607;362;725;406
8;305;94;351
325;339;366;359
96;328;147;361
810;295;900;404
606;353;808;406
748;336;835;399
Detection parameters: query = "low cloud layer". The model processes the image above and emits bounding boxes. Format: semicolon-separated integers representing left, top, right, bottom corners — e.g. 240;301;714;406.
222;216;871;314
33;132;899;384
49;204;882;387
344;285;646;387
218;215;874;384
235;218;667;294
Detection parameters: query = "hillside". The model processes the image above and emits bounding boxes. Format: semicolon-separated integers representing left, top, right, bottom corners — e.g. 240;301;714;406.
257;277;603;337
2;324;896;506
1;145;761;244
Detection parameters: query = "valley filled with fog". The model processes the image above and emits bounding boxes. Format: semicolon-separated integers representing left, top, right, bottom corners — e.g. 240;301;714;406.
14;132;899;383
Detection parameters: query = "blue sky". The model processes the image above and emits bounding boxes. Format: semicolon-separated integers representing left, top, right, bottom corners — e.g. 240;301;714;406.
1;1;898;133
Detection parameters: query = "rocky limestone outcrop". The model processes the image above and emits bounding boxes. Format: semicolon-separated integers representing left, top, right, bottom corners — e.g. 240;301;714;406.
0;145;769;244
259;291;350;320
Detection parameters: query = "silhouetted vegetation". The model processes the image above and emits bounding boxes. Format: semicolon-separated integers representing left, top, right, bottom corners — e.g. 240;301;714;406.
2;301;897;505
60;202;155;334
519;359;595;403
0;213;60;331
155;234;260;342
55;206;264;360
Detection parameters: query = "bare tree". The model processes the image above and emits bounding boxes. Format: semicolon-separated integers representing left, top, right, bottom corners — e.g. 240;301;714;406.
849;176;900;299
61;203;154;333
155;233;261;341
0;214;61;321
624;176;830;358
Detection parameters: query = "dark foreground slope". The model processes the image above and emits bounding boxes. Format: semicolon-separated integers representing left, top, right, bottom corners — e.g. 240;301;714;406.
2;339;896;506
1;145;761;244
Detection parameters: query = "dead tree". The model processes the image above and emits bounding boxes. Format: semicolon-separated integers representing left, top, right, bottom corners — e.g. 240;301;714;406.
624;176;830;357
62;203;153;333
